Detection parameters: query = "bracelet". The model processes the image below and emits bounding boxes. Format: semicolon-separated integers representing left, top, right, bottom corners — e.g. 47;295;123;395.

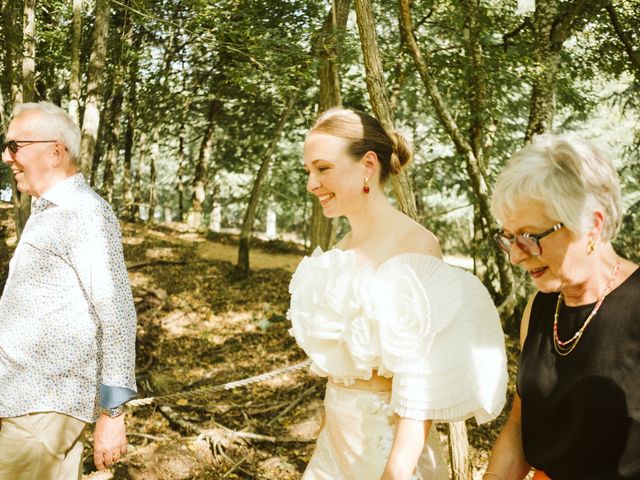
483;473;505;480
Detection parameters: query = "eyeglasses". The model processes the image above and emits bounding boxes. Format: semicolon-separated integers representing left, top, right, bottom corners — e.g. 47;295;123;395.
494;222;564;257
1;139;60;155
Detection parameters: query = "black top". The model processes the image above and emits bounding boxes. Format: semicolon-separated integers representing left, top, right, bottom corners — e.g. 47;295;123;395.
517;267;640;479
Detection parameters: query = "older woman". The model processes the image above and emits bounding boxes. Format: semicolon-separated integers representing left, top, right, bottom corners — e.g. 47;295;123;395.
484;135;640;480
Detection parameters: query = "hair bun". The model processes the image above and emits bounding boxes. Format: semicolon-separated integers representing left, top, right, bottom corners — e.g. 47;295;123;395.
388;130;412;175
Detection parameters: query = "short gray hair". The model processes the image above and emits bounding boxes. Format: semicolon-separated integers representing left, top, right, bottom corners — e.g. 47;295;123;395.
491;134;622;242
12;102;81;162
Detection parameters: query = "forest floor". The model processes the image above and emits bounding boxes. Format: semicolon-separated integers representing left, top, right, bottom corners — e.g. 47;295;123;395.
0;204;520;480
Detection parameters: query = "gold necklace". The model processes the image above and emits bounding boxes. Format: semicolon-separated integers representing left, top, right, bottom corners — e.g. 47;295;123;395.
553;259;621;356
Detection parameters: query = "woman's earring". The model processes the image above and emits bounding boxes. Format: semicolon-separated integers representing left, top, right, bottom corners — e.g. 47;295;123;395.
587;239;596;254
363;177;370;194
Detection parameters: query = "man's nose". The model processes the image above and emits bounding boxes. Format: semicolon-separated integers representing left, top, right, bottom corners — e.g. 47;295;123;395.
1;148;12;165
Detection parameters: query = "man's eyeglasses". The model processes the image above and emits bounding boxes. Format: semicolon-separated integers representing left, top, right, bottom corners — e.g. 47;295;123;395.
1;139;60;155
494;222;564;257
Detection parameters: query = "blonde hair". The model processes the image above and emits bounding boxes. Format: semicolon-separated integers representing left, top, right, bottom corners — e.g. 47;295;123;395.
309;108;412;183
491;134;622;241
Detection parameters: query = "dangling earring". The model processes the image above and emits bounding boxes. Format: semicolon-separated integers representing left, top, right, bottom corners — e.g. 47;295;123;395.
363;177;370;194
587;239;596;254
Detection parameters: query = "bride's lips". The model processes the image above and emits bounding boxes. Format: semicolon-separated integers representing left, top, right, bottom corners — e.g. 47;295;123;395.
529;266;548;279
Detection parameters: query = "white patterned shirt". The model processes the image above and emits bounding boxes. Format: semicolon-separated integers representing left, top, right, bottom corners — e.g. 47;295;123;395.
0;174;137;422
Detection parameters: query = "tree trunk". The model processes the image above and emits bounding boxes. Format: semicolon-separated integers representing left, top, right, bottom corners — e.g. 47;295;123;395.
524;0;608;142
101;82;124;203
189;98;221;227
68;0;83;124
21;0;36;102
309;0;351;252
12;0;37;239
121;27;143;221
147;125;159;223
79;0;110;177
100;10;132;204
524;0;561;142
354;0;418;220
133;131;148;221
1;0;18;107
176;118;187;222
237;96;295;277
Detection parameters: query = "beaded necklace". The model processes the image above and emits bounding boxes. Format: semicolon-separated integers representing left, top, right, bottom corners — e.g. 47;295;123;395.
553;259;621;356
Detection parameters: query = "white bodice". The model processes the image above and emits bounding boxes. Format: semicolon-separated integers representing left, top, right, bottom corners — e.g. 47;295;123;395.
287;248;508;424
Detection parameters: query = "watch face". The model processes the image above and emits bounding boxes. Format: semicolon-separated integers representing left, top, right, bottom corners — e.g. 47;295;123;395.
105;405;124;418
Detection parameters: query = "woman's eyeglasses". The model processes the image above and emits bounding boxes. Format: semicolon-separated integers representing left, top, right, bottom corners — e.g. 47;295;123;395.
494;222;564;257
1;139;60;154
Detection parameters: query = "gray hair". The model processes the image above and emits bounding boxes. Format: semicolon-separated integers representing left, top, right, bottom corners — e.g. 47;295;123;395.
12;102;81;163
491;134;622;242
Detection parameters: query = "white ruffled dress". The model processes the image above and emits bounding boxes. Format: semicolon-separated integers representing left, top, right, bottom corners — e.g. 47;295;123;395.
287;248;508;479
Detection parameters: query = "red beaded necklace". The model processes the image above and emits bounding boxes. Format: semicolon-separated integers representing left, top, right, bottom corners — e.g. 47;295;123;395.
553;259;621;356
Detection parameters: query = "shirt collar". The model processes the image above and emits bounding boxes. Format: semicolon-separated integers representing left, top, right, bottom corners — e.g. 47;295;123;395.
40;173;87;208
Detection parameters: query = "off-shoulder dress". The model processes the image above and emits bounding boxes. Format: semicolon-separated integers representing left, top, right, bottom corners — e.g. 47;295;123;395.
287;248;508;479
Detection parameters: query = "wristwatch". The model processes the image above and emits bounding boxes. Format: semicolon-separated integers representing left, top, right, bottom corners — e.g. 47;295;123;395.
102;404;125;418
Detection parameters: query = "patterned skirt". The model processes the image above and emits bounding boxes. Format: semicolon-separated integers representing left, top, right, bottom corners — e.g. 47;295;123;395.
302;382;449;480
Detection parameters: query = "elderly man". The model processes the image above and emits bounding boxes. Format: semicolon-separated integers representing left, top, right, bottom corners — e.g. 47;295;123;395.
0;102;137;479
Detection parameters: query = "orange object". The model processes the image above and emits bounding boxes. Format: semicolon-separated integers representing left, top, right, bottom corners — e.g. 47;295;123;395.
532;471;551;480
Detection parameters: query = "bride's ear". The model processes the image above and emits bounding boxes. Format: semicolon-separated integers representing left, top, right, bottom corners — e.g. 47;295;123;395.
361;150;379;179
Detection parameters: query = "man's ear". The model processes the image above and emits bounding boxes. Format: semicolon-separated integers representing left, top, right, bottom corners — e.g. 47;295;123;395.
50;142;66;167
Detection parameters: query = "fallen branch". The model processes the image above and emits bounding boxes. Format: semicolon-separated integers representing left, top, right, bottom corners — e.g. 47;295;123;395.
158;405;200;435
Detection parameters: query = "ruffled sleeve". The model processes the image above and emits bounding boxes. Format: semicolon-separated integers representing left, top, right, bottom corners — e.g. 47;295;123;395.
287;249;380;384
376;255;507;424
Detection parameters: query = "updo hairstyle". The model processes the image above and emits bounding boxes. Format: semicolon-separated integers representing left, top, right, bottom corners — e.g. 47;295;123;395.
309;108;412;183
491;134;622;242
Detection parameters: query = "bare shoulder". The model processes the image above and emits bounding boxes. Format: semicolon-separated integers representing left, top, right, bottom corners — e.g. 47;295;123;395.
395;215;443;260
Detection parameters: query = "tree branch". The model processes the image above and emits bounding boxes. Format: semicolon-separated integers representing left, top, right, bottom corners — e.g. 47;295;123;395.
502;17;532;50
606;4;640;75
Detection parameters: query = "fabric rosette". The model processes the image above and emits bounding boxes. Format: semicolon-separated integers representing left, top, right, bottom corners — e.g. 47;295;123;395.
287;249;375;383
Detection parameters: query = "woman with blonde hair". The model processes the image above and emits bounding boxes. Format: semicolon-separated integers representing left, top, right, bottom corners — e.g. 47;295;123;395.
287;108;508;479
485;134;640;480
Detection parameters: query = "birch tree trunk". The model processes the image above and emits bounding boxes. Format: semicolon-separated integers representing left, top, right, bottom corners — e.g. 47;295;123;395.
237;96;295;277
309;0;351;252
354;0;417;219
79;0;110;177
68;0;83;124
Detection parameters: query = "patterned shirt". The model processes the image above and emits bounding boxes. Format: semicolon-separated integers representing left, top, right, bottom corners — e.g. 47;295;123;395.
0;174;137;423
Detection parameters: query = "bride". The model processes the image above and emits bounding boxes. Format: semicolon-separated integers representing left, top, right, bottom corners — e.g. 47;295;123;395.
287;108;508;479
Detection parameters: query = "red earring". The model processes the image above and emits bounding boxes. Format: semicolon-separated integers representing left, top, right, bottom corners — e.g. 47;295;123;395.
363;177;370;194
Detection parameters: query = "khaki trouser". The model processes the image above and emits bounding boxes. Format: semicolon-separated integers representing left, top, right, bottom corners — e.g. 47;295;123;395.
0;412;86;480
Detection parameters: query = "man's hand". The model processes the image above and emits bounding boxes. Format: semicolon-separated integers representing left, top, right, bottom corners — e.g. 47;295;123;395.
93;413;127;470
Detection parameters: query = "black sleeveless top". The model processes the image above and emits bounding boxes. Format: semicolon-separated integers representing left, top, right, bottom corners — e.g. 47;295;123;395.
517;267;640;479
